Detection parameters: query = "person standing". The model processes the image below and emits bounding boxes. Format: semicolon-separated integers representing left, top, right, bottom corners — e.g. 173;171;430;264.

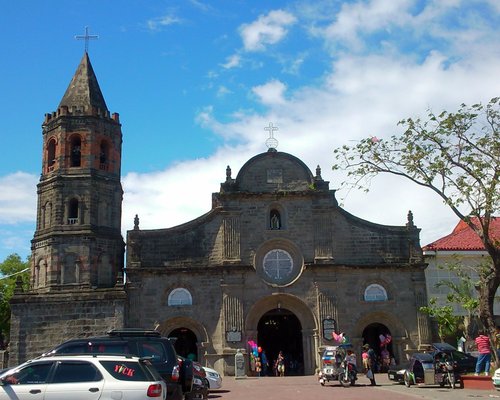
255;356;262;377
275;351;285;377
362;344;377;386
475;330;492;376
261;350;269;376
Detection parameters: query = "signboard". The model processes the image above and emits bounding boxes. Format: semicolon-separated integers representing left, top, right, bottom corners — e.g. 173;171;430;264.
226;330;242;343
322;318;337;341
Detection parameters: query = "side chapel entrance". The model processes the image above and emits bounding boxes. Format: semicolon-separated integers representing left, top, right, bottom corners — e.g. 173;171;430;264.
362;323;393;372
169;327;198;361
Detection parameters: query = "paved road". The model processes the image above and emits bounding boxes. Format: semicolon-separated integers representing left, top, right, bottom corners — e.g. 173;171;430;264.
209;373;500;400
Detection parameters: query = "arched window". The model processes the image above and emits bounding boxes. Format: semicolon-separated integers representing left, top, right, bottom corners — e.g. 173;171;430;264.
47;139;56;172
100;141;109;170
70;136;81;167
68;198;79;224
269;209;281;230
168;288;192;306
364;284;388;302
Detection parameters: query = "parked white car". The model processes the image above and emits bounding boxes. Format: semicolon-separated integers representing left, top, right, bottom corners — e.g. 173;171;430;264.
0;354;166;400
493;368;500;390
203;367;222;390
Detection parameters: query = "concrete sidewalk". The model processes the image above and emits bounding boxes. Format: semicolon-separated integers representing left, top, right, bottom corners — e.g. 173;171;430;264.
209;373;500;400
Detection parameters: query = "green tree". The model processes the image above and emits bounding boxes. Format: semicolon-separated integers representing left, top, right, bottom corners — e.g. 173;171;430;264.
332;97;499;344
434;262;481;340
420;298;461;342
0;254;30;346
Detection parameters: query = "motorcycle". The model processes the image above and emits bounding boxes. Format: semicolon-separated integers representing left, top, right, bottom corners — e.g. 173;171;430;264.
435;358;457;389
338;358;357;387
318;345;357;387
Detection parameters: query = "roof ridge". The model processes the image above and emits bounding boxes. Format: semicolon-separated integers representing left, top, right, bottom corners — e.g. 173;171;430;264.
423;217;500;251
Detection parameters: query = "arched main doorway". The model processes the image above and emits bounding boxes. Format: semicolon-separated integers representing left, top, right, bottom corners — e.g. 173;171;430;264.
257;308;304;375
362;323;393;372
169;327;198;361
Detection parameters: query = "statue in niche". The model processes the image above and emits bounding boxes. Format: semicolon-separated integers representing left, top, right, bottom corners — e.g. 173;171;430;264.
270;210;281;230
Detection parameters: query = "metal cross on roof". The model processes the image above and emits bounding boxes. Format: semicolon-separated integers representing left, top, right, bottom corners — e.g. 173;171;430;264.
75;26;99;53
265;122;279;149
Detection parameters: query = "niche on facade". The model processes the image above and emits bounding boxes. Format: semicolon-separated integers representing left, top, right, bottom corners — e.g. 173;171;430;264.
267;203;286;230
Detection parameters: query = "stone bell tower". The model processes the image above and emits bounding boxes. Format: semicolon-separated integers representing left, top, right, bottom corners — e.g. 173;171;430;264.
9;51;126;367
31;51;125;290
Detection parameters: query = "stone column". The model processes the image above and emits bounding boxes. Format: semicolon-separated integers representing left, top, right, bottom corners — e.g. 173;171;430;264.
302;328;317;375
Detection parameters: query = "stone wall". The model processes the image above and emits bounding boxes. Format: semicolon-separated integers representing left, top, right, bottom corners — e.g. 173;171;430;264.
125;260;427;374
9;287;126;366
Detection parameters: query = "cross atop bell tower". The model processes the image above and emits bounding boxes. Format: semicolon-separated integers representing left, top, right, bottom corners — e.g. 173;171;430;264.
75;26;99;53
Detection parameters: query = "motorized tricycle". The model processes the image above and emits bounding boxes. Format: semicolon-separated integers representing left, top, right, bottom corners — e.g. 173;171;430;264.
318;345;357;387
403;352;460;389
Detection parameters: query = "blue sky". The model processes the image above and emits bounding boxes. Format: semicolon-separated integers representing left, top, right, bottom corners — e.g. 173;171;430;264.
1;0;499;262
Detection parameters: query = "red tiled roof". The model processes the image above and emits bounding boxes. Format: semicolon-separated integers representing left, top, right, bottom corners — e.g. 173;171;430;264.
423;217;500;251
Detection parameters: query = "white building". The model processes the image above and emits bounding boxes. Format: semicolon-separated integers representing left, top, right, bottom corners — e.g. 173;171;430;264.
423;218;500;317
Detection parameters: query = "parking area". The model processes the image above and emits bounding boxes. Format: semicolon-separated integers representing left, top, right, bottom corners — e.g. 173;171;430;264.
209;373;500;400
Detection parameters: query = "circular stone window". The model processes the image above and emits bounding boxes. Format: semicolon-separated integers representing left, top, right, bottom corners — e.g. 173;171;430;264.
255;241;303;287
263;249;293;281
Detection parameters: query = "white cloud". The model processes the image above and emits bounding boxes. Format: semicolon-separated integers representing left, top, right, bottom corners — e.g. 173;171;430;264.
146;14;182;31
221;54;242;69
252;80;287;105
0;172;37;224
323;0;413;50
122;149;254;234
239;10;297;52
282;54;305;75
0;227;33;259
217;86;231;97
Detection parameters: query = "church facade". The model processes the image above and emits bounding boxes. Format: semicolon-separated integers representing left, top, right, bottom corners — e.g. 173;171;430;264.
10;53;432;375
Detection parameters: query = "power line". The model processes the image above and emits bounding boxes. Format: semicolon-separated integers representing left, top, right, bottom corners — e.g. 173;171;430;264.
0;268;29;280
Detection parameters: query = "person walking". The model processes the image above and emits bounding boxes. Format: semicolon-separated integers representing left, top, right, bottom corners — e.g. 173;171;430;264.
475;330;492;376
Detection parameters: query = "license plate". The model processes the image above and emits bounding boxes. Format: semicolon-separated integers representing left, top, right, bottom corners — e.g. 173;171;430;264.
389;373;395;379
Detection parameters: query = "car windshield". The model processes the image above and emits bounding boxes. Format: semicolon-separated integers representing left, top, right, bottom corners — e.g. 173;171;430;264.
137;342;166;362
450;350;469;360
